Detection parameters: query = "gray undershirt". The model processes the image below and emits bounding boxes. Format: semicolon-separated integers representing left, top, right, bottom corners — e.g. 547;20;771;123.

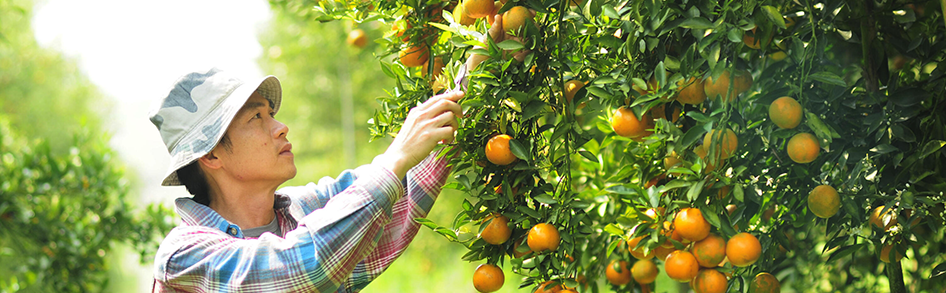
242;215;281;238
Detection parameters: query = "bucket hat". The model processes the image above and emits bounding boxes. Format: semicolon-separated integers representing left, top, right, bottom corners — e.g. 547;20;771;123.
149;68;282;186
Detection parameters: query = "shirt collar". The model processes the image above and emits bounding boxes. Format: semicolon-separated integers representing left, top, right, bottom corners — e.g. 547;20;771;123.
174;193;293;238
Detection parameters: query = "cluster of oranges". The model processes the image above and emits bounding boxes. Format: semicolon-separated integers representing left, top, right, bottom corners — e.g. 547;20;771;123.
473;214;562;292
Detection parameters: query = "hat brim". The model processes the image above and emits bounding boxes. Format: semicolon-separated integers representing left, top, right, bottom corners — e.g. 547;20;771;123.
160;75;282;186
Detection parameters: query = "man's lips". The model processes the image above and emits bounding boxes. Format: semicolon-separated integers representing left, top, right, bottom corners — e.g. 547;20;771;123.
279;143;292;155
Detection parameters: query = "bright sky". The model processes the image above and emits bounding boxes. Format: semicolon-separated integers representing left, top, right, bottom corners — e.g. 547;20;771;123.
32;0;272;290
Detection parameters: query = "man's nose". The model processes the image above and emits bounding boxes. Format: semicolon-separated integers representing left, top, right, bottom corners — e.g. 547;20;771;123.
273;119;289;138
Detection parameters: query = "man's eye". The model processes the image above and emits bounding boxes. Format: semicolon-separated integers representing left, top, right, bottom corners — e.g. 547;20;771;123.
253;113;261;119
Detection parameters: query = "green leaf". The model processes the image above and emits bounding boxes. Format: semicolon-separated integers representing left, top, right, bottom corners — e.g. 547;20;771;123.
662;180;692;191
496;40;524;50
891;88;929;107
808;71;847;87
733;184;745;202
890;124;916;143
534;194;558;205
827;243;864;263
579;150;597;162
919;140;945;159
703;207;721;228
586;86;612;99
517;206;542;219
932;263;946;279
509;138;531;162
521;100;547;121
762;6;787;29
680;17;714;29
870;144;898;154
806;112;838;143
680;123;709;148
604;224;625;237
687;180;706;201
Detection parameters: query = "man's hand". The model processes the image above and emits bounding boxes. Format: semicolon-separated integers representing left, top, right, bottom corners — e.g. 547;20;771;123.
378;91;464;179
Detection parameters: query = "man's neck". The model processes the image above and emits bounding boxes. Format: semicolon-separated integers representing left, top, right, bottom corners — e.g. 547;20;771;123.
207;181;278;229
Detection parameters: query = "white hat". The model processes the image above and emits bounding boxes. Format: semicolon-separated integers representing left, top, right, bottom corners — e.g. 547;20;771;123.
149;68;282;186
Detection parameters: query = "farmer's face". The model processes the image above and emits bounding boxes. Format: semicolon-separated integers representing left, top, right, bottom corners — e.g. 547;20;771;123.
214;92;296;184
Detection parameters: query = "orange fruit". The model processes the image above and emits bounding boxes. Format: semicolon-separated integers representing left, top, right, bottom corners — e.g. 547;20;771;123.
605;260;632;285
769;96;803;129
628;236;655;260
692;269;727;293
749;272;781;293
454;4;476;26
473;264;505;292
691;233;726;268
510;238;531;258
611;107;654;138
704;69;752;102
631;259;659;284
743;26;768;49
787;132;820;163
564;80;585;102
870;205;898;231
662;221;688;246
485;134;517;165
674;208;710;242
560;290;578;293
422;57;445;78
346;29;368;48
527;223;561;252
481;214;512;245
703;128;738;159
716;185;731;199
399;44;429;67
463;0;494;18
665;250;699;282
655;245;677;261
534;281;563;293
676;77;707;104
879;243;903;263
726;232;761;267
650;103;681;123
502;6;533;34
569;0;583;6
664;151;682;171
807;185;840;219
694;145;717;172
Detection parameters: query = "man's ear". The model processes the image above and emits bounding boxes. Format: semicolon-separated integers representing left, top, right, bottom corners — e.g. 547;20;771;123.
198;150;224;170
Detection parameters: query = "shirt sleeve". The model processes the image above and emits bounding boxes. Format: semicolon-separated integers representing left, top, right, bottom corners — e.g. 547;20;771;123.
154;164;403;293
341;148;454;292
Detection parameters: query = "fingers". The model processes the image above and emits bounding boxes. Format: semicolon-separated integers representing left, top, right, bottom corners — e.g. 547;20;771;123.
432;90;465;102
488;14;504;43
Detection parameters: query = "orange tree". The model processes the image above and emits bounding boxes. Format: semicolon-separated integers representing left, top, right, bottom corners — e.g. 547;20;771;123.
275;0;946;292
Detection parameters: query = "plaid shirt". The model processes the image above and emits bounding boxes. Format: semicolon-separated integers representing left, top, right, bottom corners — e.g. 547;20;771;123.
153;150;451;292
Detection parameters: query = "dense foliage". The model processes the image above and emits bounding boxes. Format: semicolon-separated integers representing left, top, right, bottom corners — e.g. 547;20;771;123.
277;0;946;292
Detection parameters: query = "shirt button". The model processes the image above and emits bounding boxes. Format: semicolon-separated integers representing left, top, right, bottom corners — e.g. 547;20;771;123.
227;226;238;236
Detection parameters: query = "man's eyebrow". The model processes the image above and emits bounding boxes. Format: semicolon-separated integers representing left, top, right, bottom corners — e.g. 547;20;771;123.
238;101;271;115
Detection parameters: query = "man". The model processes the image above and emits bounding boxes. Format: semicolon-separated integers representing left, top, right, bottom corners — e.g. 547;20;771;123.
149;67;463;292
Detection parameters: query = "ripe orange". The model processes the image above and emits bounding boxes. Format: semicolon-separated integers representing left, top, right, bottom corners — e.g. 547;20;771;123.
605;260;632;285
674;208;710;242
564;80;585;102
527;223;561;252
346;29;368;48
399;44;429;67
691;234;726;268
650;103;681;123
704;69;752;102
422;57;445;78
611;107;654;138
463;0;494;18
473;264;505;293
870;205;898;231
743;26;767;49
560;290;578;293
481;214;512;245
628;236;655;260
879;243;903;263
502;6;533;34
510;239;531;258
692;269;727;293
726;232;761;267
664;151;682;171
807;185;840;219
787;132;820;163
486;134;517;165
662;221;688;246
665;250;699;282
655;245;677;261
632;259;659;284
694;145;717;172
769;96;803;129
749;272;781;293
703;128;738;159
676;77;707;104
534;281;563;293
454;4;476;26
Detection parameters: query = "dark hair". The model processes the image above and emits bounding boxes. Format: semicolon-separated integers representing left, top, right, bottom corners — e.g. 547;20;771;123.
177;134;232;206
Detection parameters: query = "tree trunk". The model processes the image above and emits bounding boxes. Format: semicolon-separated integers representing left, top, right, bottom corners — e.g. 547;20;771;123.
887;260;906;293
